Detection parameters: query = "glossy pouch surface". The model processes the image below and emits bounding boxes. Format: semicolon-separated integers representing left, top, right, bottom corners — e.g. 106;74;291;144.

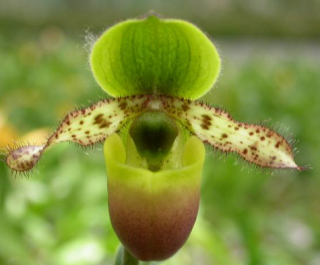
104;134;205;261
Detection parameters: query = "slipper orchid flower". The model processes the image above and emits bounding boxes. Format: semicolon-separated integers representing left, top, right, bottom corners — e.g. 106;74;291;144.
4;14;302;263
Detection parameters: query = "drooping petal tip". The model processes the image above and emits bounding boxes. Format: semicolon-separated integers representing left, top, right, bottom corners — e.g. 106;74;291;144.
156;95;302;171
5;144;44;173
4;96;152;173
3;95;303;174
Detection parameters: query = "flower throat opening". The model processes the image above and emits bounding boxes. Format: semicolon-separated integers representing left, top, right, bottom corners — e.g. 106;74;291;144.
129;111;179;171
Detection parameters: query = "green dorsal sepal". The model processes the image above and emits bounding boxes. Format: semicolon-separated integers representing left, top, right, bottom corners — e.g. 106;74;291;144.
90;14;221;99
129;111;178;170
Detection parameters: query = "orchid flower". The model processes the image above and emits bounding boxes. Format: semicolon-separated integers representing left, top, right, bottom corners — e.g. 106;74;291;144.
4;14;302;263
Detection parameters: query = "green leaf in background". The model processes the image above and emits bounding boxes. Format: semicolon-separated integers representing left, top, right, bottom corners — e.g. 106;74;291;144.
115;246;139;265
0;4;319;264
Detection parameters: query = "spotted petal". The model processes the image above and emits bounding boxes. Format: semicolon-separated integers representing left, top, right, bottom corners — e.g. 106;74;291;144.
5;96;151;173
4;94;301;173
158;96;302;170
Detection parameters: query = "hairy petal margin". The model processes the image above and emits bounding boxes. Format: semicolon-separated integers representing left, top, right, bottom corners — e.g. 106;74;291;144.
5;96;151;172
159;96;302;170
4;95;302;173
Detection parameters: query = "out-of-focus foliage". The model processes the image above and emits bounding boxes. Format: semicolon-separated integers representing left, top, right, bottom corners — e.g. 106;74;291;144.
1;0;320;38
0;1;319;265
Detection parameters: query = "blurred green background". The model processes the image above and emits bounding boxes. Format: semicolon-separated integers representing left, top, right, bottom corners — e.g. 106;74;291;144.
0;0;319;264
